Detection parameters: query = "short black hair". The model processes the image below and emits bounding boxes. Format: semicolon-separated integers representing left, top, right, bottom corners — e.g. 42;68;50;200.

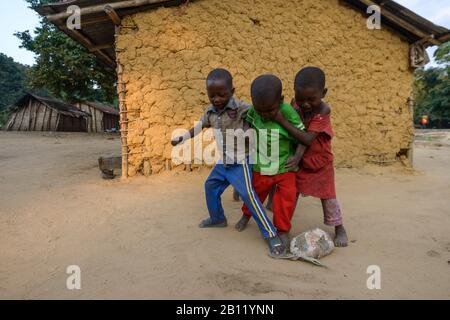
251;74;282;106
294;67;326;91
206;68;233;88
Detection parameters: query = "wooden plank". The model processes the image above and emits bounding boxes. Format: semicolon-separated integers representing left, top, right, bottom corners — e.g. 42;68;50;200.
32;102;40;130
17;104;26;131
41;104;48;131
93;107;98;132
6;110;18;130
27;99;33;131
47;108;53;131
55;113;61;131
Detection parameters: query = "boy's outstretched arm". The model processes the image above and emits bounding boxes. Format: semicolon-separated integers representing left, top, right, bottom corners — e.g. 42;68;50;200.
171;121;204;146
273;111;317;146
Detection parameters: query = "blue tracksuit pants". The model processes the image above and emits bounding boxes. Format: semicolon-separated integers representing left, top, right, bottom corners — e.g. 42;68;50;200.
204;159;277;239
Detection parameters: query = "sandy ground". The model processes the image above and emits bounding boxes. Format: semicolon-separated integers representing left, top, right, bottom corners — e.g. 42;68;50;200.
0;130;449;300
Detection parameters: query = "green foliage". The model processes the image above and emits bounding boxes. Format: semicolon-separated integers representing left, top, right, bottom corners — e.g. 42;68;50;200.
15;0;117;104
413;42;450;126
0;53;28;111
0;53;30;128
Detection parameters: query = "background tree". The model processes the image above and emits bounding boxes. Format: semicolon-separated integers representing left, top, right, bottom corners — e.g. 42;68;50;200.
0;53;29;127
15;0;117;104
0;53;28;111
413;42;450;127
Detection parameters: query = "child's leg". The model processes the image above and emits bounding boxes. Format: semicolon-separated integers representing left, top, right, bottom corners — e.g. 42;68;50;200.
272;172;297;239
200;164;230;227
265;185;277;211
232;188;240;202
237;172;274;232
228;161;277;239
321;198;348;247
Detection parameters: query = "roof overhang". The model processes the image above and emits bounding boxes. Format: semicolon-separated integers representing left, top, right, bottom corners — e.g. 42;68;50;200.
36;0;449;69
343;0;450;46
35;0;189;69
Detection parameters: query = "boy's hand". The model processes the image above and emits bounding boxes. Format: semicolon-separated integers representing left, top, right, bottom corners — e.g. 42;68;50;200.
171;136;183;146
271;109;286;124
285;154;301;171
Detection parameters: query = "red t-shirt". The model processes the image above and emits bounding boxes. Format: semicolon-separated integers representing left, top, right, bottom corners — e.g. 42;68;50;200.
292;100;337;199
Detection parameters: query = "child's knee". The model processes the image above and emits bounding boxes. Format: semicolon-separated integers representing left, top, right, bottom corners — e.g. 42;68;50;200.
204;178;215;191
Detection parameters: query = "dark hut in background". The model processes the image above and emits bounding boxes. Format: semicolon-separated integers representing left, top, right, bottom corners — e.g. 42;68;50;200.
75;101;119;132
5;93;91;132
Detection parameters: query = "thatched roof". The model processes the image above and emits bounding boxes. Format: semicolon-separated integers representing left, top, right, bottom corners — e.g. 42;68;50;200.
36;0;450;69
12;93;91;118
83;101;119;116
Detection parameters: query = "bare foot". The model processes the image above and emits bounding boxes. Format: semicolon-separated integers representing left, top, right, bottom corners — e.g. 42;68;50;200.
278;232;291;251
334;225;348;247
235;215;250;232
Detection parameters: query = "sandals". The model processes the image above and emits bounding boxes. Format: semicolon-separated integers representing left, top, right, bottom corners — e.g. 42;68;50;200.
267;236;288;258
198;218;228;228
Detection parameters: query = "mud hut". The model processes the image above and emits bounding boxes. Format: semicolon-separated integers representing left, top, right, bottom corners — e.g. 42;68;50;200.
36;0;450;178
75;101;120;132
5;93;91;132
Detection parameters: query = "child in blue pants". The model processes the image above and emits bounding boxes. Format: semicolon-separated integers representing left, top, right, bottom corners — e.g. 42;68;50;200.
171;68;286;257
205;159;276;240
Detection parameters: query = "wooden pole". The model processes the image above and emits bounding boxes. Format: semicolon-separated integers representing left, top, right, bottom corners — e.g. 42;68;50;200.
58;24;116;67
115;25;129;179
46;0;174;22
104;5;122;26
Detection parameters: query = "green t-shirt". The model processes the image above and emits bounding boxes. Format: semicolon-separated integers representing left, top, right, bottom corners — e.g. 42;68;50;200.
246;102;305;175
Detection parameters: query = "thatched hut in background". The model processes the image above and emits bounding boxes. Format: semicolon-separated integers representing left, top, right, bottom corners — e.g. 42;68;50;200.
75;101;120;133
5;93;91;132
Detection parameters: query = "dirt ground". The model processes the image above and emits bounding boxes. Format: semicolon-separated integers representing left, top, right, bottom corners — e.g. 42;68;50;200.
0;130;449;299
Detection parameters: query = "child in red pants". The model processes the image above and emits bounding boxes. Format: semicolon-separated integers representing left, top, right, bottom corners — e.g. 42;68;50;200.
271;67;348;247
235;75;306;247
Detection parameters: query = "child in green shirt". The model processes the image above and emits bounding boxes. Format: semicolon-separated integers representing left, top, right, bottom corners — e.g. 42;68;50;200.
237;74;306;247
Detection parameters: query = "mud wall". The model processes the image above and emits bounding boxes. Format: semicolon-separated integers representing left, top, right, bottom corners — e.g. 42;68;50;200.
116;0;415;177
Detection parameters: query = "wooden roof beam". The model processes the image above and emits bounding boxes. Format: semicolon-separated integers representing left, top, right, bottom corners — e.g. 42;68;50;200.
89;43;115;52
359;0;441;46
104;5;122;26
45;0;173;22
58;23;116;67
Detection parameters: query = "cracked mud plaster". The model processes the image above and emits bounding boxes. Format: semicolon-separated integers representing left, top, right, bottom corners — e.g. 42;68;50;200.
116;0;414;177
